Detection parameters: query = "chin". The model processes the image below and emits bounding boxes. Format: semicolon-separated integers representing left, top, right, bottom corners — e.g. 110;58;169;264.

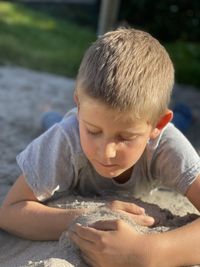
96;168;123;178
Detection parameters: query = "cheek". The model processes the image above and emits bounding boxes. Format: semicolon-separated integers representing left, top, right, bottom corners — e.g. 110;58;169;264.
80;129;96;159
120;139;148;163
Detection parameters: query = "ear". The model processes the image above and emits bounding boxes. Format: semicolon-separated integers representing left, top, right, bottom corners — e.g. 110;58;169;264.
74;92;80;111
150;109;173;139
74;92;79;107
73;92;80;120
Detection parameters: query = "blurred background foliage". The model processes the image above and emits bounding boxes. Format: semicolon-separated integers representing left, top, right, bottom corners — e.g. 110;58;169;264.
120;0;200;87
0;2;96;77
120;0;200;42
0;0;200;87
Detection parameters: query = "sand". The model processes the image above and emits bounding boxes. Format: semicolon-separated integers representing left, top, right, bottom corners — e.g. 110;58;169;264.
0;66;200;267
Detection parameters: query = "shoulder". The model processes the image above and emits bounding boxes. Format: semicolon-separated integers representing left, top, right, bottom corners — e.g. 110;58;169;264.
16;110;86;200
57;110;83;155
149;123;198;159
59;112;79;139
17;110;83;166
147;123;200;194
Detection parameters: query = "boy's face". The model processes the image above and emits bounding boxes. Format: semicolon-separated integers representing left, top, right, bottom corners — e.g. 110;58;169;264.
76;93;157;182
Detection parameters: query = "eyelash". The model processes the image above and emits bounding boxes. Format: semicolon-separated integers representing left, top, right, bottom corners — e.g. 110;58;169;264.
117;136;136;144
86;129;136;143
86;129;101;136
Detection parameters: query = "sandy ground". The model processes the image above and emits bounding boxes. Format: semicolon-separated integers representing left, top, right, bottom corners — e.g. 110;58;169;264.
0;66;200;266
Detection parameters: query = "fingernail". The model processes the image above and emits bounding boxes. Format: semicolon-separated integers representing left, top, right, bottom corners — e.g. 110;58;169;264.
140;207;145;214
147;217;155;224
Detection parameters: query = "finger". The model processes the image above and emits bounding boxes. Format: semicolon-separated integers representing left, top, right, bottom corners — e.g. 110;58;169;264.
131;214;155;226
108;200;145;215
81;252;93;266
69;230;95;251
106;200;155;226
81;252;99;267
90;215;155;227
73;223;108;243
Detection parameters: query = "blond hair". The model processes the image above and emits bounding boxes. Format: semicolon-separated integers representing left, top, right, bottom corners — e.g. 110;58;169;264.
76;28;174;125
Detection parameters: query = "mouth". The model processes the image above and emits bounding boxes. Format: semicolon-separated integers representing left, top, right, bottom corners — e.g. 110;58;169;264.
96;161;118;168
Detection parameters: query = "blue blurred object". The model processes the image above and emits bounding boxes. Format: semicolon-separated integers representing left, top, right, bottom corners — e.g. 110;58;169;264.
172;103;193;134
41;111;63;131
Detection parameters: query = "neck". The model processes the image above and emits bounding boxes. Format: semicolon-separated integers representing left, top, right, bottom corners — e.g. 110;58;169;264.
113;166;133;184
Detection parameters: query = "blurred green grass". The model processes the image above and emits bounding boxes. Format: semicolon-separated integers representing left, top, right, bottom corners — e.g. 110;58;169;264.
0;2;96;77
166;42;200;88
0;2;200;88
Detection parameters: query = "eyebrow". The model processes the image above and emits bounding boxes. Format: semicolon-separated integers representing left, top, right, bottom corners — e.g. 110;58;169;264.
83;120;100;128
119;131;144;137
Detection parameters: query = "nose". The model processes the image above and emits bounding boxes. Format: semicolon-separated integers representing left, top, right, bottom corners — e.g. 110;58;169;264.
103;142;117;159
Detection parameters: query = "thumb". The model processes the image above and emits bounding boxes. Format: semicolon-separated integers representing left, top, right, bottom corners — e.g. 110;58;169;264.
107;200;145;215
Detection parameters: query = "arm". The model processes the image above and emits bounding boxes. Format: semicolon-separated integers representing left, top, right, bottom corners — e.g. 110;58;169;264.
0;175;86;241
70;175;200;267
0;176;153;241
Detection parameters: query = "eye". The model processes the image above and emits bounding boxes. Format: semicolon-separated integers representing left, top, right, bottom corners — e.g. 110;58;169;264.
86;129;101;136
117;135;137;143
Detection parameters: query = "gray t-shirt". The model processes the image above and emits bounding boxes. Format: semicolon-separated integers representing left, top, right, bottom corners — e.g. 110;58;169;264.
17;109;200;201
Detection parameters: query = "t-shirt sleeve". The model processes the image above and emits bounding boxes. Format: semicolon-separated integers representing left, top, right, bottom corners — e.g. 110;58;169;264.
150;123;200;195
16;116;80;201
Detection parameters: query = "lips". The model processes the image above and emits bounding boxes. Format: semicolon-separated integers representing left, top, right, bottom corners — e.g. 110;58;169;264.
96;161;118;168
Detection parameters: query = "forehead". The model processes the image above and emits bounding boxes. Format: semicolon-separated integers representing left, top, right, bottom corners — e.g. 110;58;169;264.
78;93;149;130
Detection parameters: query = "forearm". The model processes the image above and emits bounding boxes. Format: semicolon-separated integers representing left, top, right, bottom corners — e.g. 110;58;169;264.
148;217;200;267
0;201;85;241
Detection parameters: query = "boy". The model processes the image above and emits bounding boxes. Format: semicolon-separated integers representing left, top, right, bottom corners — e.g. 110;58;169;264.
1;28;200;266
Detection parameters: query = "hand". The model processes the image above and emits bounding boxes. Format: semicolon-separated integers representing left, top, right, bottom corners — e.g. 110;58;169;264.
106;200;155;226
69;219;152;267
